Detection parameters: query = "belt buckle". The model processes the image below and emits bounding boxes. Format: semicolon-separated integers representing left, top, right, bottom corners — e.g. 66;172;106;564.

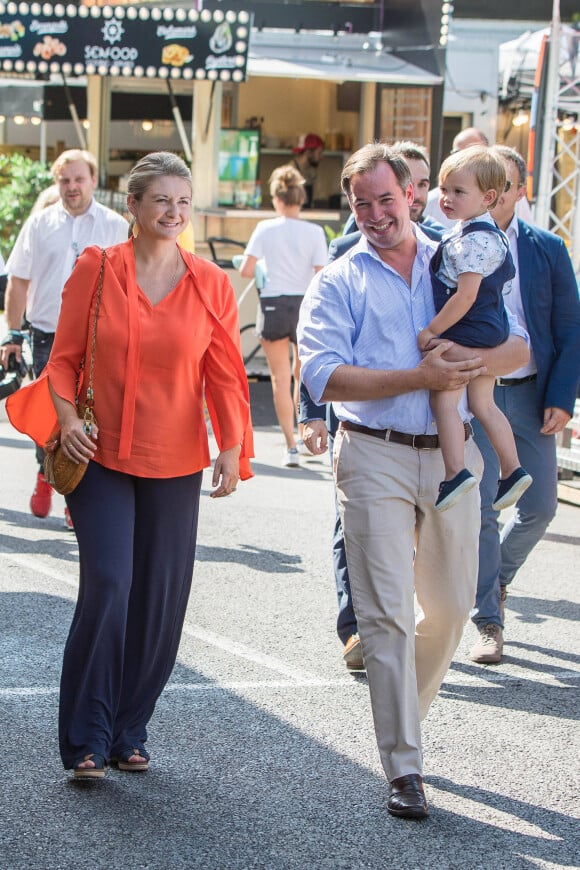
411;434;418;449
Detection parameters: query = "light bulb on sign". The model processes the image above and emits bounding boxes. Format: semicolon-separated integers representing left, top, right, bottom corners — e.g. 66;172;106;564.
512;109;529;128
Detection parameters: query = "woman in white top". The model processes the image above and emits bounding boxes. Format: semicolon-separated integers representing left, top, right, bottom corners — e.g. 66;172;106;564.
239;165;327;467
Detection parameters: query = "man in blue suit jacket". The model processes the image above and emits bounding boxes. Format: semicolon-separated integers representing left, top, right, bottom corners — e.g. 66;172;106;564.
469;145;580;663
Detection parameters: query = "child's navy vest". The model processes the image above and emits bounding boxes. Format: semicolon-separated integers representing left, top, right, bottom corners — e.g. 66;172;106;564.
429;220;515;348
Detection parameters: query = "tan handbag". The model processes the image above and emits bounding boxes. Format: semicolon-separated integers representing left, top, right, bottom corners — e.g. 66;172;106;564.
44;248;106;496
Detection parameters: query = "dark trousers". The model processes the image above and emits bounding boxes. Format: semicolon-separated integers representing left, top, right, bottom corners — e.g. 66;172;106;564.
333;507;357;643
59;461;202;768
30;328;54;469
471;381;557;628
329;432;357;643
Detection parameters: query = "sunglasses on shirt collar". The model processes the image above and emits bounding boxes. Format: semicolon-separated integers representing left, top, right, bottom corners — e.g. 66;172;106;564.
503;180;525;193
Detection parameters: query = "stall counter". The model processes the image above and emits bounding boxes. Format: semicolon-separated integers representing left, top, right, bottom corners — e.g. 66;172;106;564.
195;207;345;246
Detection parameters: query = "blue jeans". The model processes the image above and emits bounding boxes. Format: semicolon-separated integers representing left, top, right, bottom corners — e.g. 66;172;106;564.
329;431;357;643
30;328;55;470
471;380;558;629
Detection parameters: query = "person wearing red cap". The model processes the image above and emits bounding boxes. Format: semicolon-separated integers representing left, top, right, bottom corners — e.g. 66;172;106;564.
291;133;325;208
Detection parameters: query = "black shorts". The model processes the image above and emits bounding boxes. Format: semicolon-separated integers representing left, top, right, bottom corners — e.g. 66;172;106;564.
255;295;304;343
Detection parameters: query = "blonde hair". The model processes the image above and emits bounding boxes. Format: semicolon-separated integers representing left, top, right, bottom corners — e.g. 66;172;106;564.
439;146;506;209
269;164;306;207
51;149;98;181
30;183;59;214
127;150;191;201
127;151;192;237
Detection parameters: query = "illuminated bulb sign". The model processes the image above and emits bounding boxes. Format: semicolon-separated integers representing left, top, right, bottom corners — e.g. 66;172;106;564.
0;3;251;80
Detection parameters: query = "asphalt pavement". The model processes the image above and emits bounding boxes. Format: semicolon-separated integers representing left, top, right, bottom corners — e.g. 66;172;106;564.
0;381;578;870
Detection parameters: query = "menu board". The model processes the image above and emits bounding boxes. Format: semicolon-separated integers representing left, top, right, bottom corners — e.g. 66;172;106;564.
0;3;251;80
379;87;432;147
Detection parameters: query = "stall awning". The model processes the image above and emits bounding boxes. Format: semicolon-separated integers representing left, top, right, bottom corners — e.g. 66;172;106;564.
246;34;443;86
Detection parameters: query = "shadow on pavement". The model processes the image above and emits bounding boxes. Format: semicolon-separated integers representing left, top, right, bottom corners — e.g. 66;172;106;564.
442;659;579;719
0;507;75;534
425;775;578;868
0;435;34;450
0;529;79;564
245;460;331;482
195;542;304;574
507;639;580;666
0;514;307;576
1;588;578;869
542;529;580;546
504;594;580;624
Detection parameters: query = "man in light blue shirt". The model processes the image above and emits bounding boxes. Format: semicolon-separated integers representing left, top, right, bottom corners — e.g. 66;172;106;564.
298;143;529;820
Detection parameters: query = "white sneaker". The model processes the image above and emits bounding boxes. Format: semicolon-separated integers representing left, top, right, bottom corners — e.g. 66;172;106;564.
283;447;300;467
295;439;311;456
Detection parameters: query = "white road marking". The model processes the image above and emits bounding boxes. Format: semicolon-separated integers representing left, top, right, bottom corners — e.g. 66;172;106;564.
0;679;352;698
1;549;578;696
1;670;578;700
182;624;322;683
0;548;321;683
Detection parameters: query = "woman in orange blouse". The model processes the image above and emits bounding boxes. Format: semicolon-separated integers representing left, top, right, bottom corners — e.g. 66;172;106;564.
7;152;253;779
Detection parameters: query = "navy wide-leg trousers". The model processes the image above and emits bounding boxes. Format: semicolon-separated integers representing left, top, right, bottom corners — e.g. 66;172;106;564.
59;460;202;769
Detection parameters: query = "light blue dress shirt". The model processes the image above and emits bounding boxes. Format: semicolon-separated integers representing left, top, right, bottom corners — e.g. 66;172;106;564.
298;226;526;434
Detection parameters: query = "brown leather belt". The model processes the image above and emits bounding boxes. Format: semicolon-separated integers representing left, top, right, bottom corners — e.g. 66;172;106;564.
495;373;537;387
340;420;472;449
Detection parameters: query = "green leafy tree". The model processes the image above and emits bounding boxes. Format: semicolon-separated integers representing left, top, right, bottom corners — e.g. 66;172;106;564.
0;153;53;261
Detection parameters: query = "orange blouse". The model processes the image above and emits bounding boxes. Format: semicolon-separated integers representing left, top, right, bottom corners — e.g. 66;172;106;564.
7;240;254;479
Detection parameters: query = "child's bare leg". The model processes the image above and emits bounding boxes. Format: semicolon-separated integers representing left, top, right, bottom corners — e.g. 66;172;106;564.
430;388;468;479
467;375;519;477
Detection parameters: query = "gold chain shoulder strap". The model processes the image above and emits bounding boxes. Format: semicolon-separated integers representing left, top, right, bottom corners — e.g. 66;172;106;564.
80;247;106;435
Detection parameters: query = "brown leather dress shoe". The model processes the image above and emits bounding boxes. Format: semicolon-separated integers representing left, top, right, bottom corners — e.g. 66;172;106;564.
343;633;365;670
387;774;429;819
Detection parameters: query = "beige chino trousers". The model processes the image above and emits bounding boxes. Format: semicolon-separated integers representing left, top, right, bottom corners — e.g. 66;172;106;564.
334;426;483;782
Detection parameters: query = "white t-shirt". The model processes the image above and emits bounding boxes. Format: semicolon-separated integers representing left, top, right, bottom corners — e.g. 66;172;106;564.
244;216;328;298
502;214;537;379
6;198;128;332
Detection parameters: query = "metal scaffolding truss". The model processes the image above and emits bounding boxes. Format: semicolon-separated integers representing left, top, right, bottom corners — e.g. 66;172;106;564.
535;4;580;275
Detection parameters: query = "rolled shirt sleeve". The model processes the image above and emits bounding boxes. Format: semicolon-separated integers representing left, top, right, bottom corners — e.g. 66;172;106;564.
298;267;356;404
